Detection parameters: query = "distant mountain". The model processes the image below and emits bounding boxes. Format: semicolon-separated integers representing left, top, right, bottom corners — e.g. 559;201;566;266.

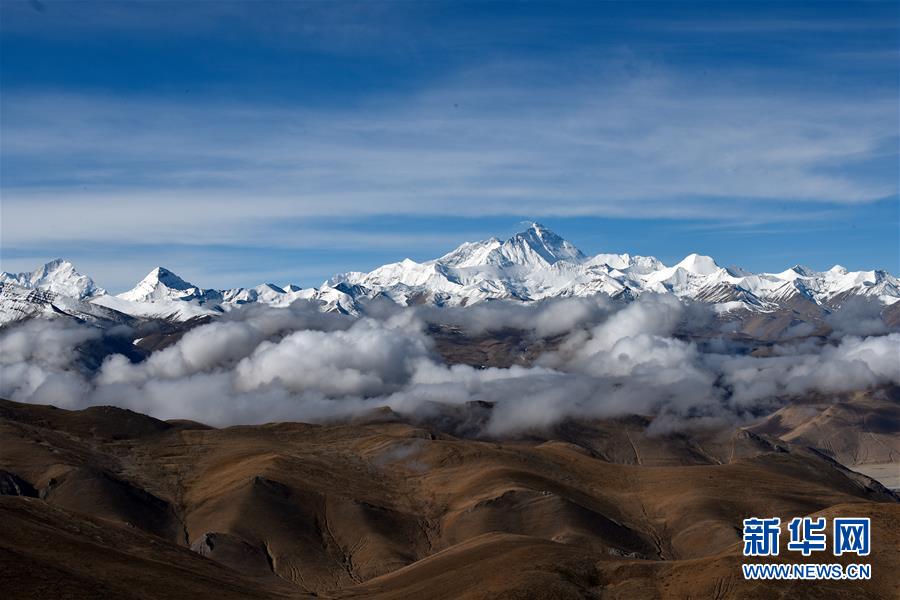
0;282;132;326
90;267;359;321
0;259;105;299
1;222;897;325
118;267;219;303
329;222;899;310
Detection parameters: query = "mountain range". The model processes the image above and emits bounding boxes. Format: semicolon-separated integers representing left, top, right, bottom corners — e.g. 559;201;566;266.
2;392;898;599
1;223;897;326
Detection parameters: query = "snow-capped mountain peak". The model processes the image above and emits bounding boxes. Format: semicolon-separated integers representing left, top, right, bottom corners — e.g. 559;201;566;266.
147;267;193;289
775;265;818;280
435;223;586;270
0;258;105;299
118;267;210;303
221;283;288;306
496;222;586;267
674;253;721;276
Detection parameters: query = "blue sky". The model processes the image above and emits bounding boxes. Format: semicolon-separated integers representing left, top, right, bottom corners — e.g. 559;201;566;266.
1;0;897;291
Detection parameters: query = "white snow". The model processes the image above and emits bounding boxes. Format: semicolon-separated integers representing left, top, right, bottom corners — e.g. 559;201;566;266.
0;259;105;299
2;224;897;324
327;223;899;312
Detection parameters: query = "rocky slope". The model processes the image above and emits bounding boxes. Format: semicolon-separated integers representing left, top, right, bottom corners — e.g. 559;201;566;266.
1;396;897;599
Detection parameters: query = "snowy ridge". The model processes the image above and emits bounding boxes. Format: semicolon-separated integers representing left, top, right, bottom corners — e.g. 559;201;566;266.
330;222;899;309
0;282;131;325
1;222;897;325
88;268;359;322
0;259;105;299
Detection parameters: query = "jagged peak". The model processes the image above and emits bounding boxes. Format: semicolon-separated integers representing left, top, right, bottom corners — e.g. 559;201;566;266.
34;257;72;270
29;258;78;281
117;266;206;303
523;220;550;235
0;257;105;299
140;267;195;290
436;223;586;269
500;222;586;266
790;264;817;276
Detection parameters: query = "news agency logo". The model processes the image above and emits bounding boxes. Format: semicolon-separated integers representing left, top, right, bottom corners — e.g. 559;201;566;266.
741;516;871;580
787;516;826;556
743;517;781;556
833;518;870;557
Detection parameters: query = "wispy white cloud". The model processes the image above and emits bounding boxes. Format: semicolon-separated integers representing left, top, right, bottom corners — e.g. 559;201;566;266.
2;63;896;250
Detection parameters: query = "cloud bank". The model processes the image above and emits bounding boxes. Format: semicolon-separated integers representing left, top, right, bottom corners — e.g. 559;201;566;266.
1;296;898;436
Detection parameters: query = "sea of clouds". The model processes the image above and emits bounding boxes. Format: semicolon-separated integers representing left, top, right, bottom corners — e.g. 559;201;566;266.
1;295;897;436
